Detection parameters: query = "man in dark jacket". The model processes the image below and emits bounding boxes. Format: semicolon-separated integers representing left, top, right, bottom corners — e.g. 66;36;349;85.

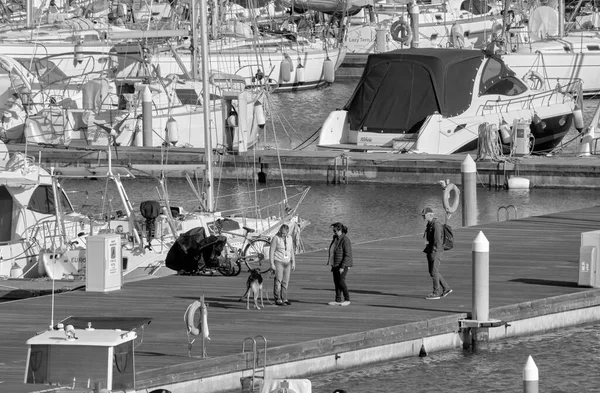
422;207;452;300
327;222;353;306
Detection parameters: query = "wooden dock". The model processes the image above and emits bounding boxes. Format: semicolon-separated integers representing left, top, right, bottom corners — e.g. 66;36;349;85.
6;143;600;188
2;205;600;391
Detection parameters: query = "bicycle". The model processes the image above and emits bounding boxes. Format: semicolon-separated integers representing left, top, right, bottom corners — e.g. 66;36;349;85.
208;220;273;276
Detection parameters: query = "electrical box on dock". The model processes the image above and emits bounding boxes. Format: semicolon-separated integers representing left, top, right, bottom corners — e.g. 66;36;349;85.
512;119;531;156
86;234;122;292
579;230;600;288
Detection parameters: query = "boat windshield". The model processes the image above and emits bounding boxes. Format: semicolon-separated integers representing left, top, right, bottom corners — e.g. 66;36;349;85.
28;185;74;215
478;56;526;96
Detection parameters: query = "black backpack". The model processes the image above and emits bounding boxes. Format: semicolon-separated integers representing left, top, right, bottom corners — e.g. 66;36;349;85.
442;223;454;251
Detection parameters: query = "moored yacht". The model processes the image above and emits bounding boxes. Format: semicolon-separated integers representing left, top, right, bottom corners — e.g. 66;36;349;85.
317;48;581;154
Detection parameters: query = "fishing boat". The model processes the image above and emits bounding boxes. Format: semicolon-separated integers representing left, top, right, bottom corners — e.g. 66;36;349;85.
316;48;582;154
501;4;600;96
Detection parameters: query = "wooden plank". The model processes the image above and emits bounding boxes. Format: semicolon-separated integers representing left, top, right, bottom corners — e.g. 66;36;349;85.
2;206;600;389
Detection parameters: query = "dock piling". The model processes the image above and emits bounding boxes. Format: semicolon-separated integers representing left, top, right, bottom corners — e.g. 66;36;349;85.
471;231;490;349
523;355;539;393
461;154;477;227
142;86;152;147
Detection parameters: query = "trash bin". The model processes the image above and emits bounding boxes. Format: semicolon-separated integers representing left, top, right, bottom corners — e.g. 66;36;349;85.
579;230;600;288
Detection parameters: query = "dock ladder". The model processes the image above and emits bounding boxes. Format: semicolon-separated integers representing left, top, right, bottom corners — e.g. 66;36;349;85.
240;335;267;393
329;154;349;184
497;205;518;221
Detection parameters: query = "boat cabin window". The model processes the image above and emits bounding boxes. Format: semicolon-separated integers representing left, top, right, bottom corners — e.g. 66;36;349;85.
15;58;68;86
481;76;527;96
479;57;527;96
0;186;12;242
28;185;74;215
175;89;200;105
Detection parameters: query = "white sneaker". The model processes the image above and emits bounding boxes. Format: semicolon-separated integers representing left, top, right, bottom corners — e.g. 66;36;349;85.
340;301;351;306
328;301;342;306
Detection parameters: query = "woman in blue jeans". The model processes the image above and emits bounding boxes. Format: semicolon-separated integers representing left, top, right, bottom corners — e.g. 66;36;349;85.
269;224;295;306
328;222;353;306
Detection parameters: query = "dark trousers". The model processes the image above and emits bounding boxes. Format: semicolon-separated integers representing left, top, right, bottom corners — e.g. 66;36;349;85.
332;266;349;302
426;252;450;295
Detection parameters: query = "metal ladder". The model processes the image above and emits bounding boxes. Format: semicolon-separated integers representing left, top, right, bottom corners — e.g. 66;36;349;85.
497;205;518;221
240;335;267;393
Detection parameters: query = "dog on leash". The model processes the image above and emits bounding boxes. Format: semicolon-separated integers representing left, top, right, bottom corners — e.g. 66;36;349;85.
239;269;270;310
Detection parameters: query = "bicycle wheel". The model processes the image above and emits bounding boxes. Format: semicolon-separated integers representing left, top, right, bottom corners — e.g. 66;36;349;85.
217;260;242;277
242;238;271;273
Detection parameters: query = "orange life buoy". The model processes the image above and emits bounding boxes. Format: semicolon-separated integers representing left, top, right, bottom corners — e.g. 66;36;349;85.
185;300;201;336
390;20;412;44
442;183;460;213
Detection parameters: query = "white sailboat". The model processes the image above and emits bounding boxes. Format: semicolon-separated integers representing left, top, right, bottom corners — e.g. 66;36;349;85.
501;4;600;96
0;0;310;281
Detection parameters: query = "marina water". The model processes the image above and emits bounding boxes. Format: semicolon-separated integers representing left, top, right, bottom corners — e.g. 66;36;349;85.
61;80;600;392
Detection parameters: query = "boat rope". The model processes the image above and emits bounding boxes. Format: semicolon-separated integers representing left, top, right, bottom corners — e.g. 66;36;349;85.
293;126;322;150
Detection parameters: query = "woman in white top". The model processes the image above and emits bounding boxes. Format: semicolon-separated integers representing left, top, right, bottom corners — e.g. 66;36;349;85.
269;224;295;306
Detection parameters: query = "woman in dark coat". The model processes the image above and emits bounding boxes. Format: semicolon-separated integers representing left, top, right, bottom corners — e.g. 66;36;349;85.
327;222;352;306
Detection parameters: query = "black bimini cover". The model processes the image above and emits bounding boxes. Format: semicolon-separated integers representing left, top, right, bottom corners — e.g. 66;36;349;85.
345;48;486;134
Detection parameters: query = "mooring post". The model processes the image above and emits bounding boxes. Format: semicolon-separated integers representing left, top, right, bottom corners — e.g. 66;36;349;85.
523;355;539;393
461;154;477;227
472;231;489;349
409;0;419;48
142;85;152;147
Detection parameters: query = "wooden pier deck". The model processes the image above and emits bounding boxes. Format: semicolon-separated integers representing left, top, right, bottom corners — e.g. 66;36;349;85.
2;205;600;391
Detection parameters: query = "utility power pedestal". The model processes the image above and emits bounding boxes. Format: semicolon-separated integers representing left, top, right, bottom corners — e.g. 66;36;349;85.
579;230;600;288
512;119;531;156
86;233;122;292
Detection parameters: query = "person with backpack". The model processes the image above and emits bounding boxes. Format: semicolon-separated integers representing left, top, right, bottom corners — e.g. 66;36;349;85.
421;207;452;300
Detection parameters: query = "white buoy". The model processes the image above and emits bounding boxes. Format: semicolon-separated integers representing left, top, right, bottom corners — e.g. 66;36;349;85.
254;102;266;126
499;120;512;144
280;59;291;82
507;176;530;189
578;129;594;157
74;42;83;64
523;355;539;393
296;63;305;83
323;58;335;83
573;104;584;131
10;263;23;278
165;117;178;145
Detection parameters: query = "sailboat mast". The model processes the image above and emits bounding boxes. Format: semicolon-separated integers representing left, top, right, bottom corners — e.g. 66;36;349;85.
199;0;214;211
191;0;198;80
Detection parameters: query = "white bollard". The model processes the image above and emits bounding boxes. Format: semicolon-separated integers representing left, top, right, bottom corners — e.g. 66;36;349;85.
472;231;489;322
471;231;489;349
461;154;477;227
142;86;152;147
523;355;539;393
408;0;419;48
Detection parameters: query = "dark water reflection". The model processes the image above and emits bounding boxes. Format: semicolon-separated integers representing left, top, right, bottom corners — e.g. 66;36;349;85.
310;321;600;393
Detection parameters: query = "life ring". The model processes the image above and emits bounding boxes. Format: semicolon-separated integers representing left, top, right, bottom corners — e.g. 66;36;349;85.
185;300;201;336
390;20;412;44
523;71;544;90
443;183;460;213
